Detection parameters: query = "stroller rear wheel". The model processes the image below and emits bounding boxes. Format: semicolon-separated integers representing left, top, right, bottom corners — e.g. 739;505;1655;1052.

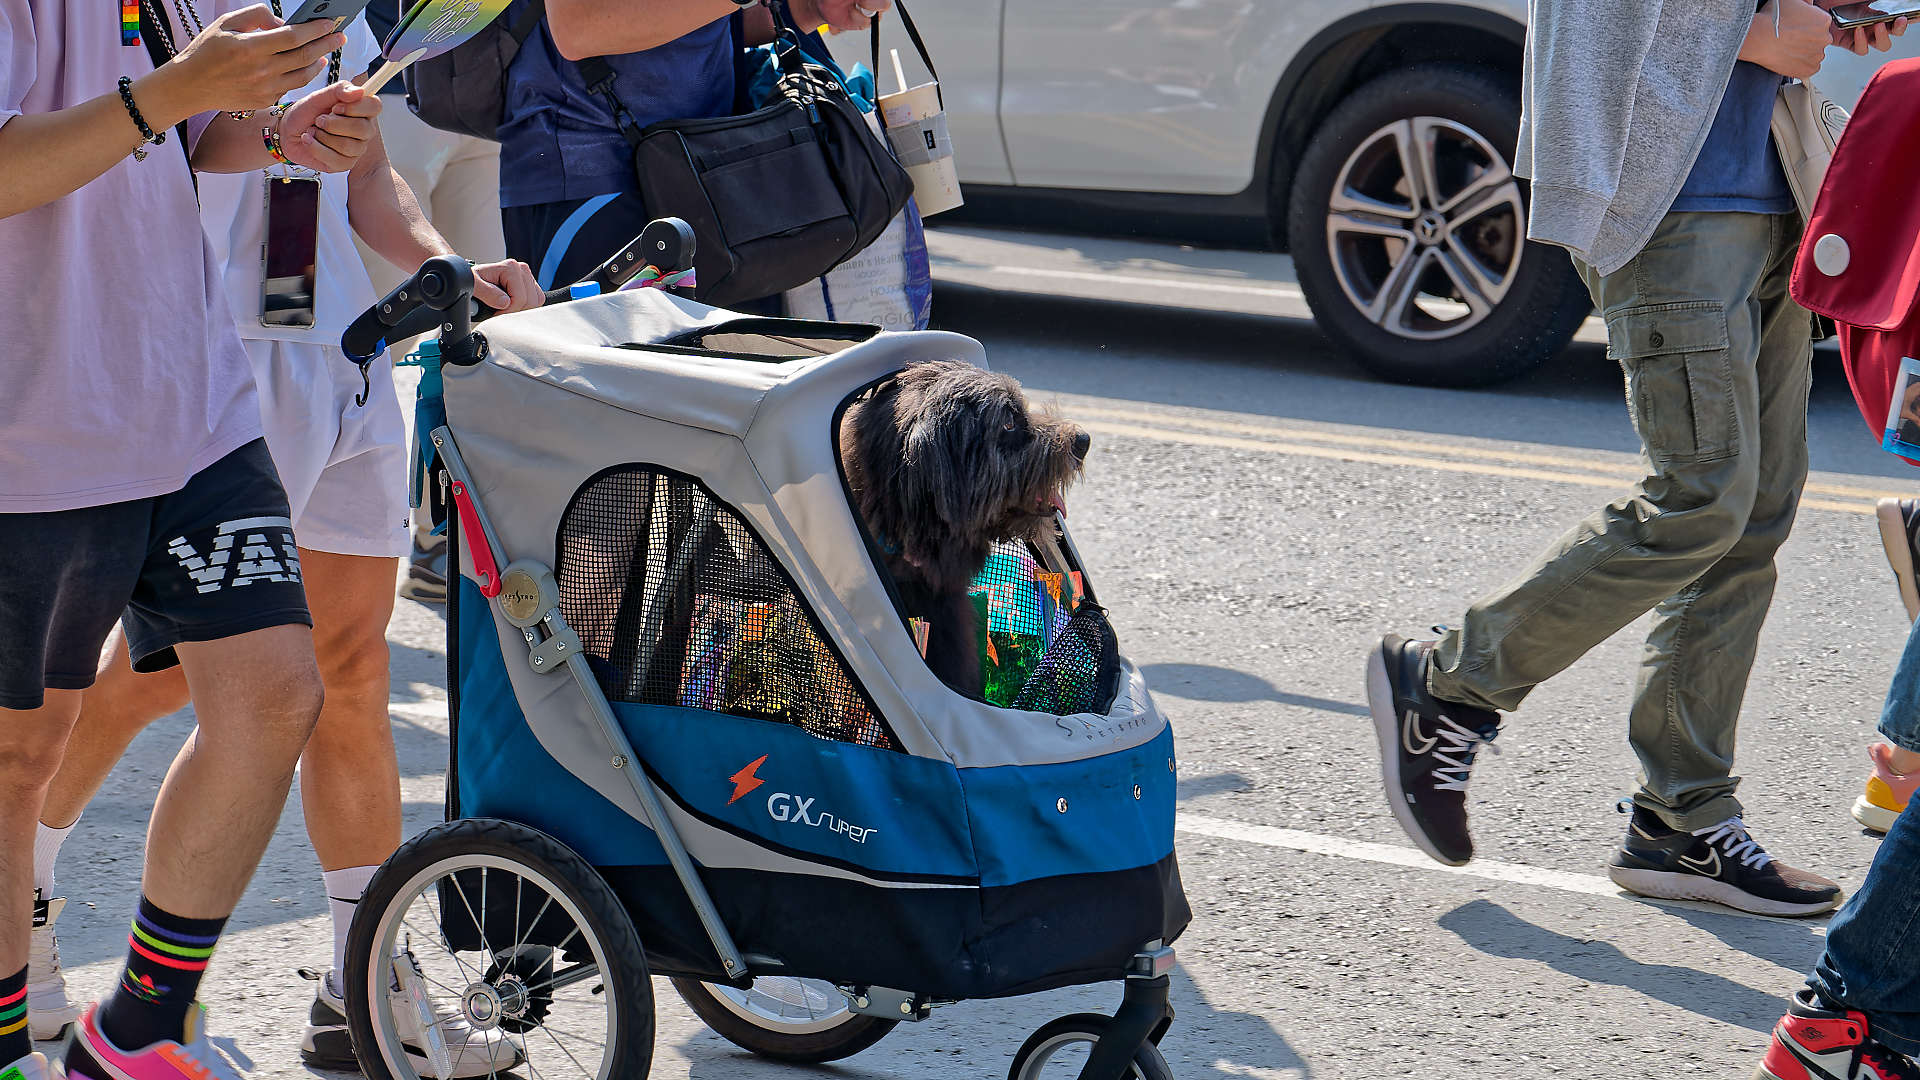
669;976;896;1063
346;818;656;1080
1009;1013;1173;1080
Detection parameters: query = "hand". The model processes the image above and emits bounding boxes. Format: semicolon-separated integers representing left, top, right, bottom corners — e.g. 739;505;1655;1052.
1744;0;1837;79
786;0;890;34
170;4;346;114
473;259;542;314
279;82;382;172
1830;14;1909;53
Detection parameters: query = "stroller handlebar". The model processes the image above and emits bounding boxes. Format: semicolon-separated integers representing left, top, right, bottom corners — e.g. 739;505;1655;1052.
340;217;698;370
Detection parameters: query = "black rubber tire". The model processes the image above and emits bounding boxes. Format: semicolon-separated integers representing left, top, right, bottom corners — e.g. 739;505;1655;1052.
1287;63;1591;388
344;818;656;1080
1008;1013;1174;1080
668;976;897;1063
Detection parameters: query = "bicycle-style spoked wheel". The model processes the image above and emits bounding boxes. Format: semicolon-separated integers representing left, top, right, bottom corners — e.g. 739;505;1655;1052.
345;819;656;1080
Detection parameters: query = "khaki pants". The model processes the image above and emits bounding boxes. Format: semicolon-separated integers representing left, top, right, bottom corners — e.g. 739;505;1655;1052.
1428;211;1812;831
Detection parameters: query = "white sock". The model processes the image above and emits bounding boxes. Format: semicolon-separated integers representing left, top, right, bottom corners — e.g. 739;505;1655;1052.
324;865;380;985
33;820;75;899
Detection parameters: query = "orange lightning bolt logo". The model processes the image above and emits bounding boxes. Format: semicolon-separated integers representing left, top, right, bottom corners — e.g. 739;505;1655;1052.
728;754;769;805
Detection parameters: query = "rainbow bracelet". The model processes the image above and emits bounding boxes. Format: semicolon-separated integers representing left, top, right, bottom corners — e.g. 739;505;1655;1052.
262;106;291;166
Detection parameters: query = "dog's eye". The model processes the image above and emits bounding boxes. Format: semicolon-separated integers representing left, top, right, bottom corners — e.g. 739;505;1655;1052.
1002;420;1016;433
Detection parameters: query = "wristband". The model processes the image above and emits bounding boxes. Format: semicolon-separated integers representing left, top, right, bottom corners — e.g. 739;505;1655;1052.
117;76;166;162
263;122;292;166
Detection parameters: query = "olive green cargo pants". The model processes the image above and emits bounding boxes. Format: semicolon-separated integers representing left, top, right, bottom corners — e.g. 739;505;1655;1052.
1428;211;1812;832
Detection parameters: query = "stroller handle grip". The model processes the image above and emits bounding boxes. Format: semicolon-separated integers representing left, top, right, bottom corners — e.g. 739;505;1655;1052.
340;218;698;364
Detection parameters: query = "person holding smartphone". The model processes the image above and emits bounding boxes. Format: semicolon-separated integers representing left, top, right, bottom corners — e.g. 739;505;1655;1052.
1366;0;1902;920
25;4;543;1076
0;3;392;1079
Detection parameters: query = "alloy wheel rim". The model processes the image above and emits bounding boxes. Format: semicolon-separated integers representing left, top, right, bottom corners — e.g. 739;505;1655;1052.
1324;115;1525;341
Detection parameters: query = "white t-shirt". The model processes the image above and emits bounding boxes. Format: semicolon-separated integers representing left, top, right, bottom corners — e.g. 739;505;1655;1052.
0;0;262;512
195;9;381;344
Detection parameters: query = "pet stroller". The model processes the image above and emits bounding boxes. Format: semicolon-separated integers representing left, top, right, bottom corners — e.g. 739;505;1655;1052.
336;236;1191;1080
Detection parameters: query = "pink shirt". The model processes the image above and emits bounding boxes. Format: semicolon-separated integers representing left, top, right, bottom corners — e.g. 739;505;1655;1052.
0;0;261;512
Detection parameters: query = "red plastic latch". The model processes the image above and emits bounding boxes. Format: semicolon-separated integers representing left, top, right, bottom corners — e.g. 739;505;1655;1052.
449;480;503;597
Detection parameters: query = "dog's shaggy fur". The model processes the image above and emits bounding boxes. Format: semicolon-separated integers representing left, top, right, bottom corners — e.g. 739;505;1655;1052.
839;360;1089;698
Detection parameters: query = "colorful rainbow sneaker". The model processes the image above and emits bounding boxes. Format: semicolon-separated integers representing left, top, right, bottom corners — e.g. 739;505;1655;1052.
1;1051;65;1080
1756;990;1920;1080
1852;743;1920;835
62;1004;239;1080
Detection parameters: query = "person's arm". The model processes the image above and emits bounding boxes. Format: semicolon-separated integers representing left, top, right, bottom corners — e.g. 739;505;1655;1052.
544;0;735;62
191;81;381;173
345;127;543;312
0;4;341;220
1741;0;1838;79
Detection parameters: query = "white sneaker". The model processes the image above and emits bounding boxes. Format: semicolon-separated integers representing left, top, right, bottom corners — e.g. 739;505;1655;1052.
27;894;81;1042
0;1050;66;1080
304;964;524;1079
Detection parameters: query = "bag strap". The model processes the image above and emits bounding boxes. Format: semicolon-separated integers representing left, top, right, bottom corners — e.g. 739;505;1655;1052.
870;0;940;108
577;55;649;150
138;0;196;195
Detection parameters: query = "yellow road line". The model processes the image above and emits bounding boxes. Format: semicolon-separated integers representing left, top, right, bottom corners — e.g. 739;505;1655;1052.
1080;420;1873;517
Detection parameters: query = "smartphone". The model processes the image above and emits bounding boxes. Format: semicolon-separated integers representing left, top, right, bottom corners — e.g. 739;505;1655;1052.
262;176;321;329
1831;0;1920;29
282;0;373;30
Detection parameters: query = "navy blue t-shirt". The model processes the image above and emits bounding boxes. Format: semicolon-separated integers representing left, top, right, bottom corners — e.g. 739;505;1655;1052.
1671;59;1794;213
498;18;735;208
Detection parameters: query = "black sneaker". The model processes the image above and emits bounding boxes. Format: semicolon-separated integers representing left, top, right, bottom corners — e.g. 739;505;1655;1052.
1366;632;1503;866
1877;498;1920;623
1756;989;1920;1080
297;968;357;1071
1608;804;1843;917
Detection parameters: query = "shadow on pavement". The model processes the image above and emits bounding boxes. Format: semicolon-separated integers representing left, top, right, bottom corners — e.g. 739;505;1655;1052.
1140;662;1368;717
1438;899;1791;1033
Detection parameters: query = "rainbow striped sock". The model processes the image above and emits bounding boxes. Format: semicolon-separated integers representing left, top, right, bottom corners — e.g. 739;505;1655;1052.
96;899;226;1052
0;965;28;1066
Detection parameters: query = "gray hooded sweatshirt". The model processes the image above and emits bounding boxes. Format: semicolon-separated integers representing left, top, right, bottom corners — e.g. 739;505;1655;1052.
1515;0;1761;276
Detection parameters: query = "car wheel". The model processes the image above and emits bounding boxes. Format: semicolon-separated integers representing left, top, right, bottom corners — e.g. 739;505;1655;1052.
1287;63;1591;388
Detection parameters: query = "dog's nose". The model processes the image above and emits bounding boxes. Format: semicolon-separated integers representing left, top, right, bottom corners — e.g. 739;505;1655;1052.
1071;432;1091;461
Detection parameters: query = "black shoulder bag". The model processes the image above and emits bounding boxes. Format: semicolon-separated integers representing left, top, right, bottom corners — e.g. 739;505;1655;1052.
578;8;912;308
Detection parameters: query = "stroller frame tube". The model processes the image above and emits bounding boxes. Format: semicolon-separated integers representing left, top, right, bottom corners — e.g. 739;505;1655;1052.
430;426;751;982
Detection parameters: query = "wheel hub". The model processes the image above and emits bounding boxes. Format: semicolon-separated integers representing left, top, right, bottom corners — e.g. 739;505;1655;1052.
493;976;531;1020
462;983;504;1031
1414;210;1447;246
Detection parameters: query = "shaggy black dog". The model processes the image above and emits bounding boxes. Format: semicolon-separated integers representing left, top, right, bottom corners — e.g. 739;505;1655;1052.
840;360;1090;698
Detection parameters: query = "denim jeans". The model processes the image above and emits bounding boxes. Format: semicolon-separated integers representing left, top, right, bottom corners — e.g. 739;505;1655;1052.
1810;786;1920;1056
1428;211;1813;831
1878;615;1920;754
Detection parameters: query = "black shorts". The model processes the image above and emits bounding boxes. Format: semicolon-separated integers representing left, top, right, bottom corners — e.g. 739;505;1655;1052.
0;438;313;710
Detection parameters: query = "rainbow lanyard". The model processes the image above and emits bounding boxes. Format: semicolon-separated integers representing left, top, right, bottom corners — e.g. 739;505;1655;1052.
122;0;142;46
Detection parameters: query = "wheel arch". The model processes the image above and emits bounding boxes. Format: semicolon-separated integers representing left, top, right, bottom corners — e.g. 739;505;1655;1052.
1260;4;1526;252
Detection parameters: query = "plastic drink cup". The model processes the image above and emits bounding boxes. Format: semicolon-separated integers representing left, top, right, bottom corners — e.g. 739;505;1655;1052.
878;81;963;217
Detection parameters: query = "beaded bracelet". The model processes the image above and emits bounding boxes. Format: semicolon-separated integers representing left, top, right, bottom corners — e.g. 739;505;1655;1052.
117;76;165;162
262;116;292;166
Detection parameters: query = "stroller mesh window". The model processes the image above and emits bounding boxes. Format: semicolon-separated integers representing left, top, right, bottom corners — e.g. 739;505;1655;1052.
949;541;1121;716
557;466;897;749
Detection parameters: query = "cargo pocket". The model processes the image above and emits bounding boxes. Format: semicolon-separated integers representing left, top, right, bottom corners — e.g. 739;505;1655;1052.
1606;301;1736;464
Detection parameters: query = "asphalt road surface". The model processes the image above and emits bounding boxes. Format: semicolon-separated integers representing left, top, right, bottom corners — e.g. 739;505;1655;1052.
41;226;1920;1079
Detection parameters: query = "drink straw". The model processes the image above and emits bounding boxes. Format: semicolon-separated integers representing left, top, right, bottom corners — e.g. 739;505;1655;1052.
891;47;909;95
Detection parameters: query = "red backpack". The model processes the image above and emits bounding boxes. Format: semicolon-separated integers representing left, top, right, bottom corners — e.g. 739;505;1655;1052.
1791;58;1920;461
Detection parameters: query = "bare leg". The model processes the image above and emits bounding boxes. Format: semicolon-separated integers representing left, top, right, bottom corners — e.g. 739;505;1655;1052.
37;634;190;832
141;625;322;918
296;549;402;872
0;694;80;974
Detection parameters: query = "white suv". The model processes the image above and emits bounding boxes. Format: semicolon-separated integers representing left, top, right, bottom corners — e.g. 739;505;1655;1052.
890;2;1912;387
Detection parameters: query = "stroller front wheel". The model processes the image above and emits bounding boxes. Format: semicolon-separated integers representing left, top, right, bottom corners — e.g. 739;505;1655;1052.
669;976;896;1063
1009;1013;1174;1080
345;818;656;1080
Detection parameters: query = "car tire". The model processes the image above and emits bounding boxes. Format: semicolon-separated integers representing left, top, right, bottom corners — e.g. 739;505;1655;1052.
1287;63;1591;388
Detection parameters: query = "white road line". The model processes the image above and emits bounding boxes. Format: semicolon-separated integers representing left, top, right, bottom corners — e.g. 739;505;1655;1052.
1177;812;1828;929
